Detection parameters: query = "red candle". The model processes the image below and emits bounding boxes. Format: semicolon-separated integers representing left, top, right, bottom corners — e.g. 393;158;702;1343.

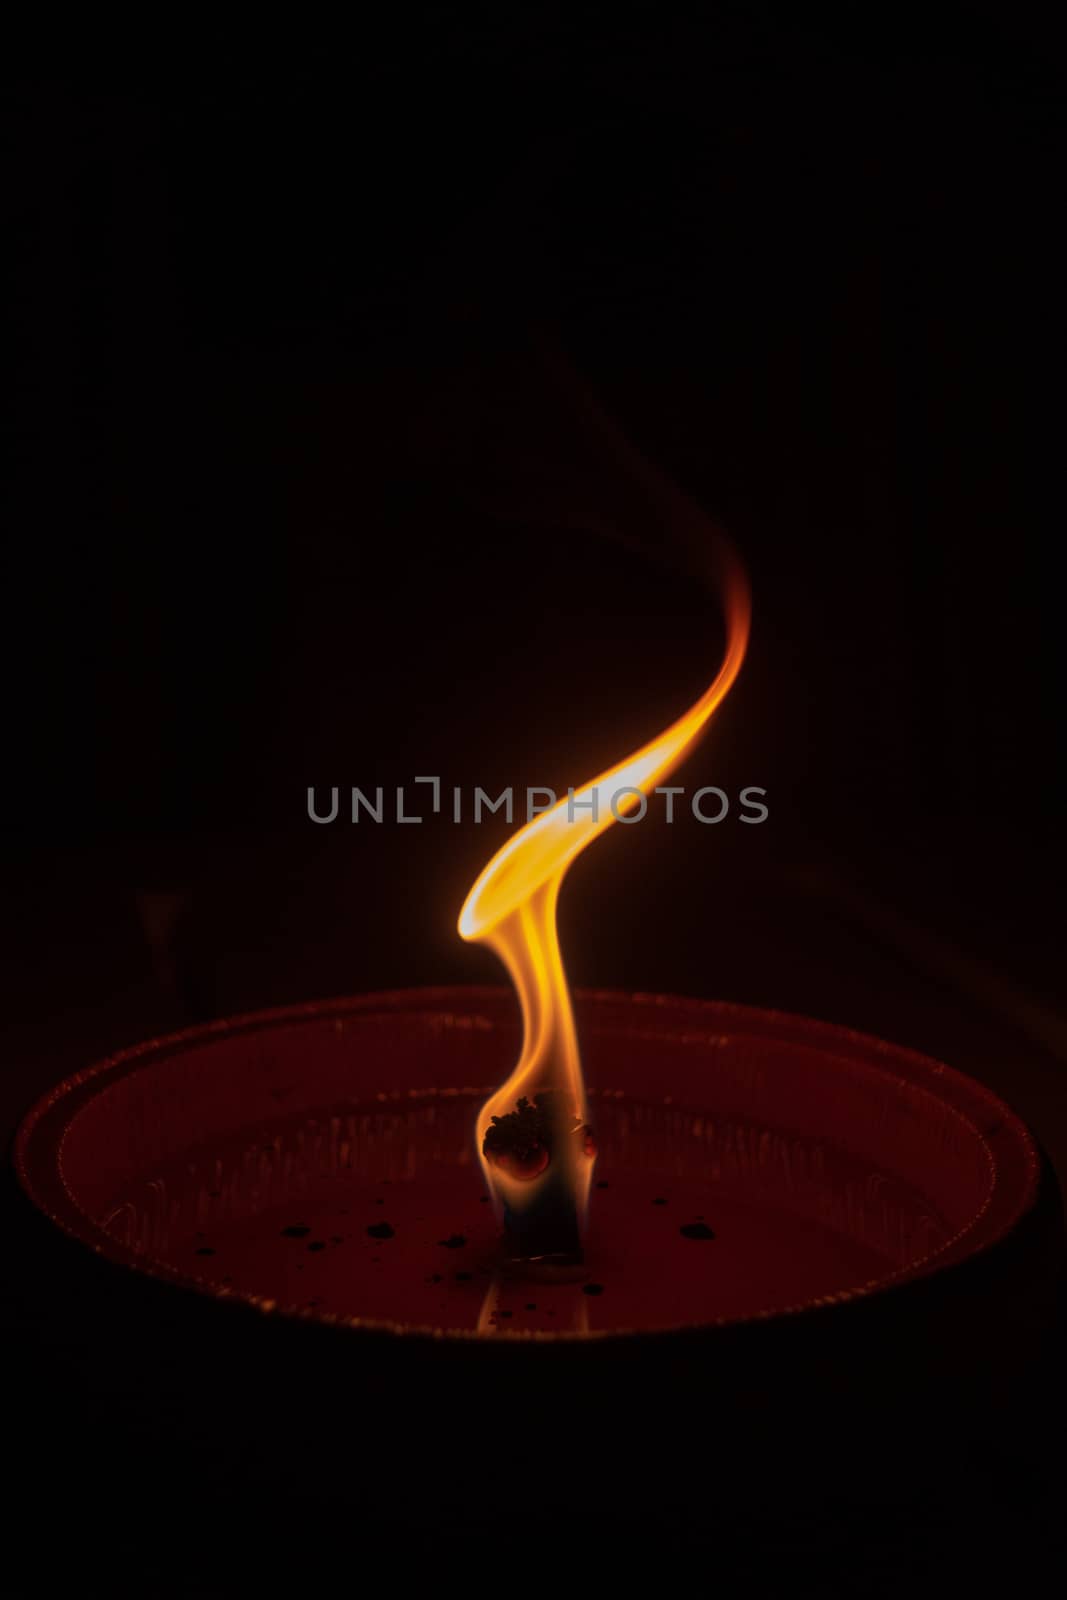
16;988;1044;1339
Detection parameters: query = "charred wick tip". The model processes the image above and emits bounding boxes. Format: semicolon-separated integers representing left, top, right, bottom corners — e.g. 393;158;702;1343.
482;1091;596;1181
483;1092;598;1273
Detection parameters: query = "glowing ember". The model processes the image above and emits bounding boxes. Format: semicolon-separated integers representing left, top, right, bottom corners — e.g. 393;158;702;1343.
458;451;750;1267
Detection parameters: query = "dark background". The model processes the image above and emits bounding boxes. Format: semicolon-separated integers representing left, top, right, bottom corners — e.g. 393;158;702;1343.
4;9;1066;1589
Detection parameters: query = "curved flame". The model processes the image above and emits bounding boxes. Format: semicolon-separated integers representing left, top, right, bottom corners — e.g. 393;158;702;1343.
459;478;750;1252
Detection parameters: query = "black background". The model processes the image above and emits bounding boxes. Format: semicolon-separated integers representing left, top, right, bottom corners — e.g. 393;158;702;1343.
5;9;1066;1591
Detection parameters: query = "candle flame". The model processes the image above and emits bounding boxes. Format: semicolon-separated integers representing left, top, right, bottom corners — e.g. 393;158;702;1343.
458;398;751;1261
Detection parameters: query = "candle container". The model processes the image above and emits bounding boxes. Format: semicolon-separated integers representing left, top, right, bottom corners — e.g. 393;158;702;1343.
13;988;1064;1536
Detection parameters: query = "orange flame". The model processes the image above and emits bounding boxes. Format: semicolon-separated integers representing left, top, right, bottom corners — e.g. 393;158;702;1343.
458;441;750;1254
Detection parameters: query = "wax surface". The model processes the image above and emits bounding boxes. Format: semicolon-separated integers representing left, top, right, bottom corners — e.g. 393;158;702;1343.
98;1089;943;1333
